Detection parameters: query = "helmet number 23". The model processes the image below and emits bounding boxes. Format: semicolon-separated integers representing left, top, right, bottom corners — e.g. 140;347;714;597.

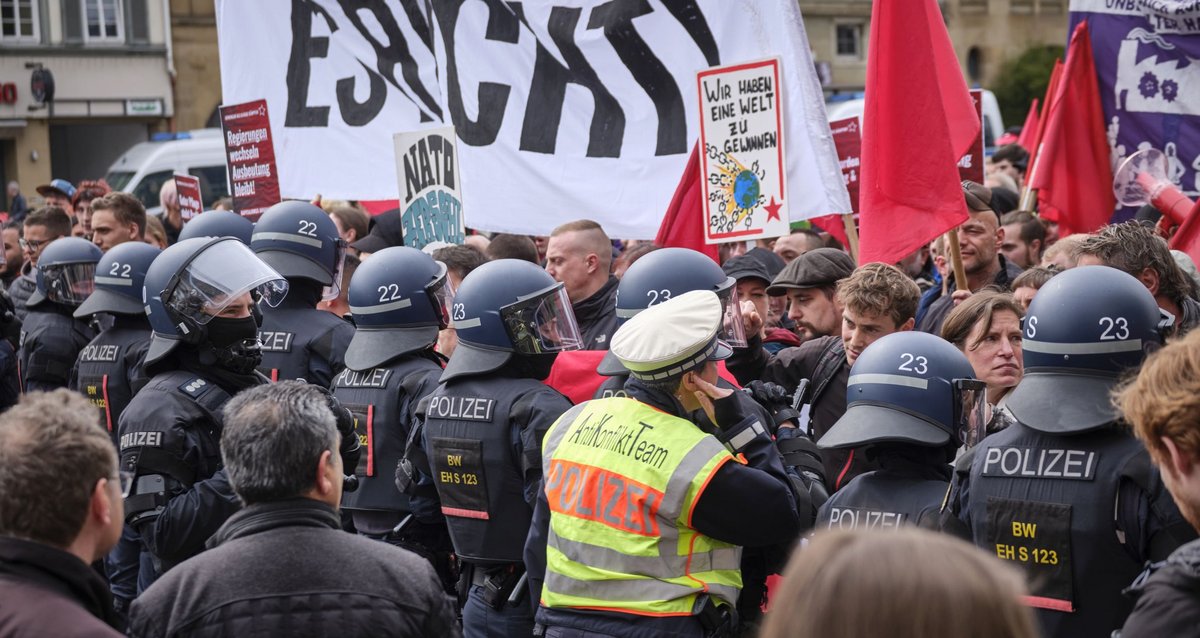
646;289;672;306
898;353;928;374
1099;316;1129;341
452;303;466;321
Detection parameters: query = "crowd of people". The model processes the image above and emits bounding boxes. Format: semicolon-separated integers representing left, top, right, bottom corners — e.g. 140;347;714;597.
2;144;1200;638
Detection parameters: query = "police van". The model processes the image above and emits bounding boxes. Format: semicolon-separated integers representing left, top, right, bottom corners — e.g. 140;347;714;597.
105;129;229;211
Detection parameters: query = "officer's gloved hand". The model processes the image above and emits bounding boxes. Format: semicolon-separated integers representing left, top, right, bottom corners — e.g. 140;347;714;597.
743;380;801;432
314;386;361;491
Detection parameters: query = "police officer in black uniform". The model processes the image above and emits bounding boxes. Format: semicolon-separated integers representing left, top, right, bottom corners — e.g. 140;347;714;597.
119;237;289;577
250;201;354;386
951;266;1196;637
177;209;255;244
816;331;985;531
19;236;100;392
332;246;454;586
413;259;578;638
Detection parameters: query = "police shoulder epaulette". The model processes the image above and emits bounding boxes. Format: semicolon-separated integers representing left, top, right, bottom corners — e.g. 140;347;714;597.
178;376;212;399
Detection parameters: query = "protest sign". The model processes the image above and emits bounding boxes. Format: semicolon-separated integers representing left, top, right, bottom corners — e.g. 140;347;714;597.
830;117;862;216
174;174;203;222
697;58;788;244
958;89;985;184
219;99;281;221
393;127;466;249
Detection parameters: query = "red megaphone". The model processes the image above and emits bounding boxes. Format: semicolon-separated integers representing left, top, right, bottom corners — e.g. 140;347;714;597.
1113;148;1200;242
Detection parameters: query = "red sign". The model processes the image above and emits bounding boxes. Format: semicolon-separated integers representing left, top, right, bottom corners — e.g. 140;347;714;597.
219;99;280;221
958;89;985;184
174;174;203;222
830;117;862;216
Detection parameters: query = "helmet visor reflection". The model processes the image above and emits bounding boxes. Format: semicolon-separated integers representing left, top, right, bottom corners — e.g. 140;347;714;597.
501;284;583;355
953;378;990;449
321;240;348;302
717;282;748;348
44;263;96;305
166;240;289;325
427;268;455;330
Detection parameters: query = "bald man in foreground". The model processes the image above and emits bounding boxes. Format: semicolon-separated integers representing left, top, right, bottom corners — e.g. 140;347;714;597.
545;219;618;349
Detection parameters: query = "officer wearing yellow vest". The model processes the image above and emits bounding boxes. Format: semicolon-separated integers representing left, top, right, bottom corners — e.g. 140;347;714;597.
524;290;801;638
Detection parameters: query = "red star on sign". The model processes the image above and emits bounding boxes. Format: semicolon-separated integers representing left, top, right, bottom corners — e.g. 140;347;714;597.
764;196;783;222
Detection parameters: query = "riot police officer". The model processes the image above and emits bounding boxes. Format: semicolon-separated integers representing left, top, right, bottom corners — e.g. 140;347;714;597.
19;237;100;392
332;246;453;584
816;331;985;530
177;209;255;244
120;237;288;575
414;259;578;638
250;201;353;386
952;266;1196;637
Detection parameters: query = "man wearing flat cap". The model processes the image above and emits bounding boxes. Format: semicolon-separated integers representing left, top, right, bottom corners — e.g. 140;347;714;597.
524;290;800;638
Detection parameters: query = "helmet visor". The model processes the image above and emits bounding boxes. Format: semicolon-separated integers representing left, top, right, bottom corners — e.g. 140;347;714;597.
321;240;348;302
166;240;288;325
953;378;990;449
501;284;583;355
716;283;749;348
427;268;455;330
44;263;96;305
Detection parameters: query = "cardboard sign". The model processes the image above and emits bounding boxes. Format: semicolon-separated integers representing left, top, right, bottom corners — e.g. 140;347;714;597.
392;126;466;249
219;99;281;221
174;174;203;222
697;58;788;244
958;89;985;184
830;117;862;216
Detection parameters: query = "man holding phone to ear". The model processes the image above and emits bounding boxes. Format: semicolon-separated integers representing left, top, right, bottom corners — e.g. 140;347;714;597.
524;290;801;638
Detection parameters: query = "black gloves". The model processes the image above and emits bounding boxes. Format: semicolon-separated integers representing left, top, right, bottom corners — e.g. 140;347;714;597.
743;380;802;432
314;386;360;492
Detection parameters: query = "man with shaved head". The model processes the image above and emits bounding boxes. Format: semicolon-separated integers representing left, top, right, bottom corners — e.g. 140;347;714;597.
773;230;823;264
545;219;618;349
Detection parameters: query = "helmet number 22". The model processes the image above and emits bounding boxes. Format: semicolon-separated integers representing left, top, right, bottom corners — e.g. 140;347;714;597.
298;220;318;237
109;262;131;278
898;353;928;374
1098;316;1129;341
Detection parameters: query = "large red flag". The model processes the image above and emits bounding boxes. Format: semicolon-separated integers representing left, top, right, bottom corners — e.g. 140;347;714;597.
857;0;979;266
1016;99;1040;151
1027;21;1113;235
655;142;719;262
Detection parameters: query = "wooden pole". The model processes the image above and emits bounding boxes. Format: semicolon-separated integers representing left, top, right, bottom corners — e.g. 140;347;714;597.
946;228;969;292
841;214;860;263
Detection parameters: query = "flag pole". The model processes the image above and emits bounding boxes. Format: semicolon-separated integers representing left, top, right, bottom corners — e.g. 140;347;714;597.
841;214;860;263
946;229;969;292
1018;59;1063;212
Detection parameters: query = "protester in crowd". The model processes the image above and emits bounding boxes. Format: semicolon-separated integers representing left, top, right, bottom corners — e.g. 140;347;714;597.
773;229;823;264
1074;222;1200;336
18;237;100;393
990;144;1029;190
487;232;540;264
941;292;1023;434
157;180;182;245
897;244;938;293
1040;233;1086;270
526;290;801;637
760;528;1037;638
612;241;658;278
351;207;402;256
719;239;748;263
431;244;489;358
916;181;1022;335
816;331;981;530
988;187;1020;217
1116;329;1200;636
756;247;854;342
88;192;146;252
212;197;233;211
984;170;1019;194
0;390;125;636
1172;249;1200;297
0;221;23;288
1010;266;1056;311
743;246;791;331
723;253;800;353
36;178;76;216
464;233;491;254
999;210;1046;269
328;205;370;255
531;234;549;263
251;202;355;387
128;381;457;638
545;219;618;350
72;179;111;239
950;266;1195;638
142;215;169;249
316;253;358;318
10;205;72;321
6;180;27;223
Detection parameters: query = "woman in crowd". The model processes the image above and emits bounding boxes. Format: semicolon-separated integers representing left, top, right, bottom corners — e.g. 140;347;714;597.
941;291;1024;434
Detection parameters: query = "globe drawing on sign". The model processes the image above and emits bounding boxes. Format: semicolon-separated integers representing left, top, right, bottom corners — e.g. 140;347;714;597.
734;170;760;210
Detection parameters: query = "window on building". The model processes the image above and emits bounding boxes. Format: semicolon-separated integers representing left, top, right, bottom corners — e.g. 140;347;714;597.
0;0;39;43
835;24;862;58
84;0;123;42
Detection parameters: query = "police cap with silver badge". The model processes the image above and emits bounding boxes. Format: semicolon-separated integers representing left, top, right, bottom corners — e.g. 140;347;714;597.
610;289;732;382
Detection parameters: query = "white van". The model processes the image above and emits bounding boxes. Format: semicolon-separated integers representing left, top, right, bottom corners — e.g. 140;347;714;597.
105;129;229;210
824;90;1006;152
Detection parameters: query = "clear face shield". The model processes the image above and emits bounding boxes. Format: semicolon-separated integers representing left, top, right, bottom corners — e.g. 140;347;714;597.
321;240;349;302
44;262;97;305
426;265;455;330
953;378;991;450
165;240;289;326
501;283;584;355
716;281;749;348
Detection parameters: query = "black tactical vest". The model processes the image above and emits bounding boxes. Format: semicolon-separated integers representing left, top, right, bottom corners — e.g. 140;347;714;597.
72;321;150;447
19;307;94;392
967;422;1148;637
333;357;441;517
593;373;628;399
816;469;948;531
257;304;354;388
423;376;551;564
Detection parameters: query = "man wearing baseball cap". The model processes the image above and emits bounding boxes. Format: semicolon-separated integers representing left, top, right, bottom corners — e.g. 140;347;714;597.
36;179;76;216
525;290;800;637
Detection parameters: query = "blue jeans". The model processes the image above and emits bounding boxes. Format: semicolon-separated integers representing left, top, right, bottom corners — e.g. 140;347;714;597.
105;524;141;603
462;583;535;638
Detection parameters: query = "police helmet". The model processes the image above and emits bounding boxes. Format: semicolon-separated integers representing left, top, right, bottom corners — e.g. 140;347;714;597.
250;201;346;298
343;246;452;370
143;237;289;365
74;242;161;318
178;209;255;245
441;258;582;382
30;237;103;308
1008;265;1167;434
819;331;984;450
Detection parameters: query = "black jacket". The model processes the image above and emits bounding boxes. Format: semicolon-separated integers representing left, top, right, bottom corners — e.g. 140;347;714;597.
0;537;122;637
128;498;460;638
1121;537;1200;637
572;276;618;350
916;255;1023;335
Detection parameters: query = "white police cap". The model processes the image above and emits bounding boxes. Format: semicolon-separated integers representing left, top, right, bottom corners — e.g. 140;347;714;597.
610;289;732;381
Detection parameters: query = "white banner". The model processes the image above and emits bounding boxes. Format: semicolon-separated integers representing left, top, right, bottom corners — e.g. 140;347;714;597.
215;0;849;239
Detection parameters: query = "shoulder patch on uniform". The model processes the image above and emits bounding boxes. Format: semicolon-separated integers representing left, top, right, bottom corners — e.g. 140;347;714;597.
178;377;211;399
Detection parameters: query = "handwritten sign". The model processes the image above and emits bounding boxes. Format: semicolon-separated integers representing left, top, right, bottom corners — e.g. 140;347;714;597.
219;99;281;221
958;89;985;184
830;117;862;216
174;174;203;222
697;58;788;244
392;126;466;249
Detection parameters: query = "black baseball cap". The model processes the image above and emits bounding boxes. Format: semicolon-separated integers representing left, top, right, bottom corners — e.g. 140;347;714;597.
766;247;855;297
351;208;403;254
722;254;771;286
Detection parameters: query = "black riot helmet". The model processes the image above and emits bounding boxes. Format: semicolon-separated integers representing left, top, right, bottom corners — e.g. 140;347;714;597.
819;331;985;451
250;201;346;300
1008;265;1168;434
31;237;103;308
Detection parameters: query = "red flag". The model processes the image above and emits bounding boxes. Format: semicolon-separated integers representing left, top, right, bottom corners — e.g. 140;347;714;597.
1027;21;1113;236
655;143;720;262
811;215;849;246
857;0;979;266
1016;99;1040;151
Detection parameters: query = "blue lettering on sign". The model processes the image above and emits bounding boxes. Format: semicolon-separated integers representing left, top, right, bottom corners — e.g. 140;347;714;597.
401;188;464;249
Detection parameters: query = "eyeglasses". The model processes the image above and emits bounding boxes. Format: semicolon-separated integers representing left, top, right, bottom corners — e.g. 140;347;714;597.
18;238;50;251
